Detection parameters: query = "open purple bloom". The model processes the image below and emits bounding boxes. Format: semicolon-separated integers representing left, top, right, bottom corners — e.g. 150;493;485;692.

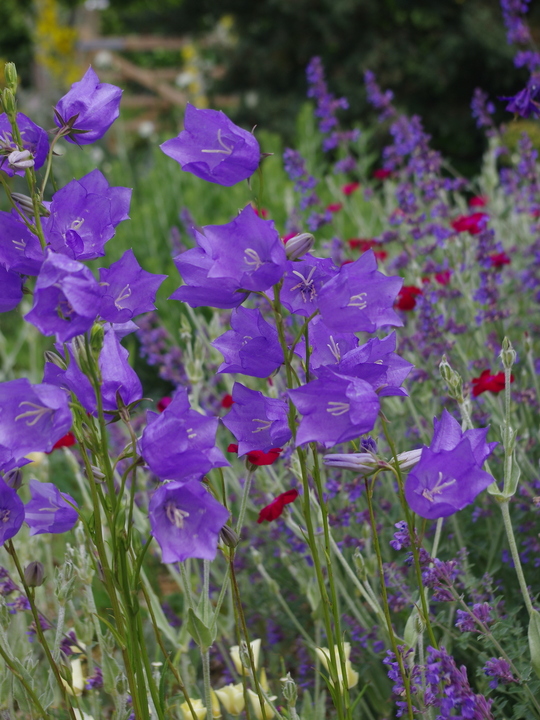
0;113;49;177
140;388;228;482
99;249;166;323
160;103;260;186
298;315;358;370
25;251;102;342
25;479;78;535
0;478;24;546
502;75;540;118
288;367;380;448
54;67;122;144
222;383;291;455
0;210;44;276
280;255;338;317
0;379;72;473
404;410;497;519
318;250;403;333
149;478;229;563
212;307;283;377
0;267;23;312
44;169;131;261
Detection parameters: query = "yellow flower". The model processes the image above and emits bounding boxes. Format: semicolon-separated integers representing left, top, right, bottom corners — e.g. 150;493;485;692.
61;657;85;696
180;699;207;720
315;643;359;690
230;638;261;676
247;689;277;720
214;683;245;716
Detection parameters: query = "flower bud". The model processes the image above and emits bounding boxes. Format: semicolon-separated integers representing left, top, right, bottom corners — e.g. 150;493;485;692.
395;448;422;470
284;232;315;260
500;337;517;370
44;350;68;370
1;88;16;116
281;672;297;706
211;690;222;719
90;322;104;360
214;683;245;716
4;63;18;93
439;355;463;401
323;452;383;472
180;699;207;720
24;561;44;587
12;192;49;217
4;468;23;490
220;524;239;549
230;638;261;675
315;643;359;690
7;149;34;170
247;689;276;720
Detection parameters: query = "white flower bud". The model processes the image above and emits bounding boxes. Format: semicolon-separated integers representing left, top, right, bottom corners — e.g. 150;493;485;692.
247;689;277;720
315;644;359;690
323;452;383;472
180;699;207;720
284;232;315;260
7;149;34;170
395;448;423;470
230;638;261;675
214;683;245;716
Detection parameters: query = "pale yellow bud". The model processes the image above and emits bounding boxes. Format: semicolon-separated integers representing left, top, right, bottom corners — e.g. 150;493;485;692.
73;711;94;720
62;657;85;696
230;638;261;675
214;683;245;716
180;698;207;720
247;689;277;720
315;644;359;689
211;690;222;718
25;452;47;466
259;667;270;692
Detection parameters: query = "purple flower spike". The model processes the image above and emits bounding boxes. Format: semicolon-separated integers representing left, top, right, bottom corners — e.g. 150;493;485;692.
160;103;260;186
140;388;229;482
0;379;72;472
0;478;24;546
25;251;102;342
25;479;78;535
405;410;497;520
0;267;23;312
99;249;167;323
44;169;131;261
0;113;49;177
288;367;380;448
0;211;45;276
149;479;229;563
221;383;291;455
318;250;403;333
54;67;122;145
212;307;283;377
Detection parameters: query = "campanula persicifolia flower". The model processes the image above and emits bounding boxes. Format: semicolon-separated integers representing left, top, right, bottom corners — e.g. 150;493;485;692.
0;210;45;276
54;67;122;144
395;286;422;311
451;212;489;235
227;443;283;466
502;74;540;118
161;103;260;186
0;267;23;312
472;369;514;397
0;477;25;546
280;255;338;317
0;113;49;177
298;315;358;370
149;479;229;563
25;480;78;535
404;410;497;519
257;489;299;523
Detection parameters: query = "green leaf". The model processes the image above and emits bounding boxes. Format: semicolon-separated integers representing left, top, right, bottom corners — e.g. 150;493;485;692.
186;607;216;652
528;610;540;679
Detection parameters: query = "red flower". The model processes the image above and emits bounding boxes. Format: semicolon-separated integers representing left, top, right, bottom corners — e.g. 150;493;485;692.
341;181;360;195
472;369;514;397
257;489;299;523
348;238;377;251
327;203;343;213
435;270;452;285
282;232;297;243
227;443;283;466
221;394;234;408
157;396;172;413
373;168;392;180
489;252;511;268
252;205;269;218
395;285;422;311
469;195;488;208
49;432;77;452
451;212;489;235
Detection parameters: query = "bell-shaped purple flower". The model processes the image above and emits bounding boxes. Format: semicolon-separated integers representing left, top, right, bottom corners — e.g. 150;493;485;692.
0;477;24;546
297;315;358;371
0;113;49;177
149;479;229;563
0;379;72;473
99;249;167;323
54;67;122;144
404;410;497;520
0;210;44;276
0;267;23;312
288;367;380;448
212;307;283;377
25;480;78;535
25;251;102;342
140;388;229;482
160;103;260;186
318;250;403;333
44;169;131;261
280;256;338;317
221;383;291;455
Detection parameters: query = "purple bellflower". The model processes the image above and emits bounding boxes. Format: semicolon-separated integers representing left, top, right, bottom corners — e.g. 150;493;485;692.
44;169;131;261
149;479;229;563
404;410;497;519
297;315;358;371
160;103;260;186
0;379;72;473
0;267;23;312
0;210;45;276
25;479;78;535
318;250;403;333
140;388;229;482
25;251;102;342
0;478;24;546
99;249;167;323
288;367;380;448
280;255;338;317
502;75;540;118
54;67;122;145
0;113;49;177
212;307;283;378
221;383;291;455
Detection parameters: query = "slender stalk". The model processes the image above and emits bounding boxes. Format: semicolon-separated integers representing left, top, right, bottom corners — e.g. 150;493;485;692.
235;469;255;534
499;500;534;616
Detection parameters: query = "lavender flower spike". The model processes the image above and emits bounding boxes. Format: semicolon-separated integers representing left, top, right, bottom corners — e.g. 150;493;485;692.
161;103;260;186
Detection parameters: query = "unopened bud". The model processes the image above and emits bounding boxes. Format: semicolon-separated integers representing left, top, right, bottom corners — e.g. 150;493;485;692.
439;355;463;401
44;350;67;370
230;638;261;675
24;561;44;587
220;524;239;549
12;192;49;217
1;88;16;116
396;448;422;470
4;468;23;490
353;548;367;578
284;232;315;260
281;672;297;705
4;63;18;92
8;149;34;170
500;337;517;370
90;323;104;360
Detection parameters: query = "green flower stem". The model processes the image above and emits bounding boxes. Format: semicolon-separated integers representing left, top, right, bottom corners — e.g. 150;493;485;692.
499;499;534;616
135;610;166;720
0;634;52;719
52;602;66;662
202;559;213;720
363;480;415;720
235;468;255;534
6;542;77;720
39;131;63;199
0;172;37;231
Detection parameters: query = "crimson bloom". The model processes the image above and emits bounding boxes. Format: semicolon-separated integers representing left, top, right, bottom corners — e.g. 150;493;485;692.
342;182;360;195
472;369;514;397
227;444;282;466
395;286;422;311
49;432;76;452
435;270;452;285
373;168;391;179
489;252;511;269
451;213;488;235
327;203;343;213
469;195;487;208
257;489;299;523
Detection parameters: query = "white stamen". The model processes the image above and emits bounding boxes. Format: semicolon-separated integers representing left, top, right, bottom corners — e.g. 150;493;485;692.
15;401;54;427
165;502;190;528
326;401;350;417
348;293;368;309
201;128;234;155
